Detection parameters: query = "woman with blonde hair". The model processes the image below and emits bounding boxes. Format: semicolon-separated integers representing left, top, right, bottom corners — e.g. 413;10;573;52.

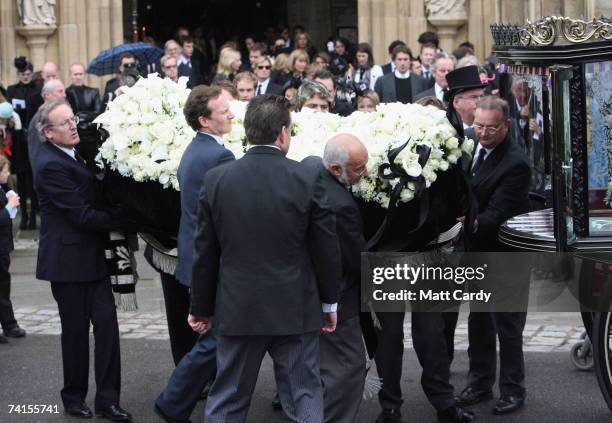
278;49;309;90
295;32;317;60
271;53;291;86
213;48;241;82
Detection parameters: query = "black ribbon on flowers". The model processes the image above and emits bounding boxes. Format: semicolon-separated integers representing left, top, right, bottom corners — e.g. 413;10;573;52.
366;140;432;251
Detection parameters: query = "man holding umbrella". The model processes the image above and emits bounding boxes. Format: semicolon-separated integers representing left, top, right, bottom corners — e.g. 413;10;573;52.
102;53;138;110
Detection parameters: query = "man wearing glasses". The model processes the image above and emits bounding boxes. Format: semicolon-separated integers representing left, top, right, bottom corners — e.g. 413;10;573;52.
455;96;531;417
33;99;132;422
253;56;283;96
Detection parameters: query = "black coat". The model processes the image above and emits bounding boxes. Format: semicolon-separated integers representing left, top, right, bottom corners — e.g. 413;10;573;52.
190;147;342;336
66;85;102;116
302;156;365;322
468;135;531;251
6;82;40;128
374;72;428;103
0;187;14;255
178;57;204;88
34;142;116;282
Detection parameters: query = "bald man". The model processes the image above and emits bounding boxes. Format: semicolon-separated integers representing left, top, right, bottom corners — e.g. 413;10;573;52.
41;62;59;82
302;133;369;423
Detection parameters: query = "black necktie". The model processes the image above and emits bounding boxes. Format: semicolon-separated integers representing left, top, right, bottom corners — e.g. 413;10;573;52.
256;84;262;96
74;151;86;166
471;148;487;175
442;87;449;101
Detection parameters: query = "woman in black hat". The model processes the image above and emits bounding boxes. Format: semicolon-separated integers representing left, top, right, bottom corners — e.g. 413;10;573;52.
6;57;39;230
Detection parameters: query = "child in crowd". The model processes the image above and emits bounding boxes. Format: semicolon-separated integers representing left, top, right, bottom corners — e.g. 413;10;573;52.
0;154;24;343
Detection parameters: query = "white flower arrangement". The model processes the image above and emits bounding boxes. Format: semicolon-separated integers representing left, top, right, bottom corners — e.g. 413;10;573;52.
95;74;195;190
96;75;474;207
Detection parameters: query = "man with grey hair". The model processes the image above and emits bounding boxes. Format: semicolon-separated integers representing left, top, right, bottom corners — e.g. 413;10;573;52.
302;133;369;422
34;99;132;422
28;79;66;168
414;52;456;104
296;80;334;112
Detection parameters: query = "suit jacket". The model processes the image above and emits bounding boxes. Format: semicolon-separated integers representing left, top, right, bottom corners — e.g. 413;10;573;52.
374;72;428;103
174;132;234;287
413;86;436;102
178;57;203;88
66;85;102;116
381;62;393;75
468;135;531;251
34;142;115;282
302;156;364;322
263;81;283;96
190;147;342;336
0;187;14;255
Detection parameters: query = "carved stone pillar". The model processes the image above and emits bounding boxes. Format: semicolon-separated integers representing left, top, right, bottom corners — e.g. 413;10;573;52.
16;25;57;70
0;0;18;84
426;0;468;53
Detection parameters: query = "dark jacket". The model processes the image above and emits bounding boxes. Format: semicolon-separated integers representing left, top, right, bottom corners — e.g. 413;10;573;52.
34;142;115;282
66;85;102;116
6;82;40;128
174;132;234;287
302;156;364;322
0;187;14;255
374;72;428;103
260;80;284;96
468;134;531;251
190;147;342;336
178;57;204;88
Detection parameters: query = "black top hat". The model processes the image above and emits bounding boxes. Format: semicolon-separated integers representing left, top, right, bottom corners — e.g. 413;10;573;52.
446;65;487;95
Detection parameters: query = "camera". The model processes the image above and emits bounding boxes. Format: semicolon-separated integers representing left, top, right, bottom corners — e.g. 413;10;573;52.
120;67;140;88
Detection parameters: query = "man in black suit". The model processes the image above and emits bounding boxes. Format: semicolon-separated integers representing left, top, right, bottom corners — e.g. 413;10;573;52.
419;43;437;88
154;85;235;422
374;45;427;104
414;52;455;105
190;95;342;422
34;99;131;422
381;40;406;75
253;56;283;96
303;134;368;423
65;63;102;116
177;37;203;87
455;97;531;415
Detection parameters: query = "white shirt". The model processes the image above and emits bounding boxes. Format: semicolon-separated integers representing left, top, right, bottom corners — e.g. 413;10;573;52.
434;83;446;102
178;55;191;67
422;66;431;80
463;122;473;130
256;78;270;95
52;143;76;160
199;131;224;146
353;65;384;89
394;69;411;79
472;143;495;170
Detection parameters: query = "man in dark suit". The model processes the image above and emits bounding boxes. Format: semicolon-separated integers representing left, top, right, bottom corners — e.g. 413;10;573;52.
154;85;235;422
418;43;437;88
302;133;368;423
455;97;531;416
189;94;341;422
177;37;203;88
33;99;131;422
253;56;283;96
374;45;427;104
414;52;455;105
381;40;406;75
65;63;102;116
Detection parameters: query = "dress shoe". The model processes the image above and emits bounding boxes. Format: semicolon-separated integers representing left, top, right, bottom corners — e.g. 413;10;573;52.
65;403;93;418
493;396;524;415
154;403;191;423
271;392;282;410
375;408;402;423
437;405;476;422
96;405;132;422
3;326;26;338
0;334;7;343
455;386;493;406
28;218;37;229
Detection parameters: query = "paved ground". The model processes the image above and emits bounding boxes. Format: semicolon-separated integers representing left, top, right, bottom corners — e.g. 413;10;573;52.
1;226;610;422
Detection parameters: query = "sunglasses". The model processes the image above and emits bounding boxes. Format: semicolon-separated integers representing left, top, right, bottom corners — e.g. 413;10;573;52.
257;65;271;70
